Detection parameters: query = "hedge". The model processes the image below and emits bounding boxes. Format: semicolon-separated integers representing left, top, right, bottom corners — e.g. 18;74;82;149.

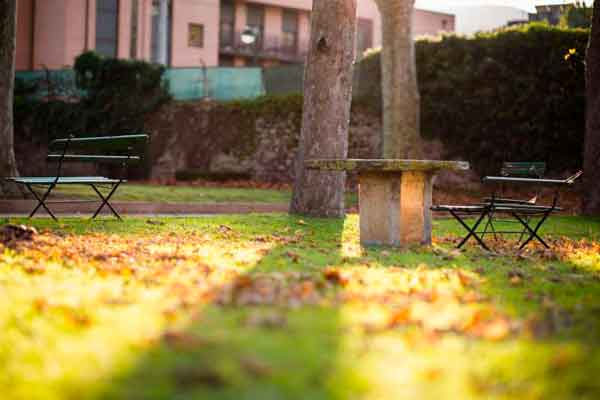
15;52;170;143
355;23;588;175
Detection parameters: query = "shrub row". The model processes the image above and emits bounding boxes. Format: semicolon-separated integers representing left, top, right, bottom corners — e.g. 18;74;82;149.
15;51;170;142
356;23;588;174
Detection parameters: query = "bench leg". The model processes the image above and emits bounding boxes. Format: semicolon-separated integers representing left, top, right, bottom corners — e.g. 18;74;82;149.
25;184;57;221
512;212;551;250
450;209;491;251
90;183;122;220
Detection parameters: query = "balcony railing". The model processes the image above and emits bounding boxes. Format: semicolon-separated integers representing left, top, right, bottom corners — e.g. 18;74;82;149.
220;30;309;64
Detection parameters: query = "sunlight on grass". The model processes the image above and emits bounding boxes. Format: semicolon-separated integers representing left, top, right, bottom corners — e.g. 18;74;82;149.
0;215;599;399
51;184;291;204
0;225;277;399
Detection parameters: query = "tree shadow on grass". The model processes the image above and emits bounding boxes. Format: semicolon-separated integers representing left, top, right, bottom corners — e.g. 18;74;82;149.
92;215;361;400
5;214;600;399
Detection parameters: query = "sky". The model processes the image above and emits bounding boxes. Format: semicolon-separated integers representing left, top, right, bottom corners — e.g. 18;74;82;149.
415;0;591;13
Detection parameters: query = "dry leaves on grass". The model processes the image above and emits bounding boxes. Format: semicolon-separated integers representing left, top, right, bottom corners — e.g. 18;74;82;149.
0;225;528;343
0;224;37;247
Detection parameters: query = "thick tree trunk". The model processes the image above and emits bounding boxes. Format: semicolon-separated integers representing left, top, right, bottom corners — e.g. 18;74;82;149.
584;1;600;215
374;0;422;159
0;0;20;198
289;0;356;217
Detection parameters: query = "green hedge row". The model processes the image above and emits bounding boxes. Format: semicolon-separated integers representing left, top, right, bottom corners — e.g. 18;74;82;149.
15;51;170;142
356;23;588;175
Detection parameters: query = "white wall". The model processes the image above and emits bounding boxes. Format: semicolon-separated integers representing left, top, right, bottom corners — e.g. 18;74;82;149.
440;6;530;35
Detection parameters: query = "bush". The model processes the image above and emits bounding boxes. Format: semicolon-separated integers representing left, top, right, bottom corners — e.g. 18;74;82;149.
14;53;171;178
73;51;171;135
15;52;170;142
356;23;588;175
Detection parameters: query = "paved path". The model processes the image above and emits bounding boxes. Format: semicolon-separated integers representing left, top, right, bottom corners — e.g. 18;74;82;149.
0;200;288;218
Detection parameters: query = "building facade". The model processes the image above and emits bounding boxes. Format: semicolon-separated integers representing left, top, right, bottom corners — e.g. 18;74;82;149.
529;4;572;26
15;0;455;71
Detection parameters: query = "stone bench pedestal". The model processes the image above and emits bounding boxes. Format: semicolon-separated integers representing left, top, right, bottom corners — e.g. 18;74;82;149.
306;159;470;247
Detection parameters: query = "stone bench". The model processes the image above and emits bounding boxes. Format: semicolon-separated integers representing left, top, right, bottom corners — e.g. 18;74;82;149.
306;159;470;247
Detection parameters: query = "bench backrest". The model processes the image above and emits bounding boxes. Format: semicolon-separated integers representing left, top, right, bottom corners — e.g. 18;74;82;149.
48;134;149;165
501;162;546;179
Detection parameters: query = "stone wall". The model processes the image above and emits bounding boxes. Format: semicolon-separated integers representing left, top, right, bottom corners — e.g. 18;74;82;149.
145;100;382;183
16;98;472;188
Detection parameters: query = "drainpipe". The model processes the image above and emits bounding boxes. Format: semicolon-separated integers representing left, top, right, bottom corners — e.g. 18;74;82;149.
84;0;90;50
31;0;37;70
157;0;169;65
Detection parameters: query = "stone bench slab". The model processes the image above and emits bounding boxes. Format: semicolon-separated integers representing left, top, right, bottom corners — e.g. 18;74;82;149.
305;159;470;173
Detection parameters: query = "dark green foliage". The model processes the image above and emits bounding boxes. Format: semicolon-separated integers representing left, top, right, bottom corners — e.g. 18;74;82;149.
560;2;592;29
14;52;169;178
73;51;170;134
356;23;588;175
15;52;170;142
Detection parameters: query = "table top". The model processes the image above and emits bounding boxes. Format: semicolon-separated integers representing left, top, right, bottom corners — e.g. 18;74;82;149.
305;159;470;172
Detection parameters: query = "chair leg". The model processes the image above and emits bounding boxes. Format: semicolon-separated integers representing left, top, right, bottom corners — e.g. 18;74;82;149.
90;183;122;220
517;215;531;244
450;209;491;251
512;212;551;250
25;184;57;221
482;211;499;241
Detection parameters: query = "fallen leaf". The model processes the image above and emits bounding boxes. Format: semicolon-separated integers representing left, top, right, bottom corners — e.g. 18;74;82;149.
240;356;272;378
323;268;349;286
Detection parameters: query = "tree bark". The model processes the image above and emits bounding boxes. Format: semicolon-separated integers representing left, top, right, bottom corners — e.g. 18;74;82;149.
584;0;600;215
289;0;356;217
0;0;20;198
374;0;422;159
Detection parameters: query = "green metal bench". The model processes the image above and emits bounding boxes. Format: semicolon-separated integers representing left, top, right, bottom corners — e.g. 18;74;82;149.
4;134;149;221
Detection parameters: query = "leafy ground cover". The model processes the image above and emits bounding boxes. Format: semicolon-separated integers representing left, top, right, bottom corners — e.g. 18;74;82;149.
0;215;599;399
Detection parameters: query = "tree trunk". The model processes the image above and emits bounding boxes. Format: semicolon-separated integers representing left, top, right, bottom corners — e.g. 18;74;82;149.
374;0;422;159
584;0;600;216
289;0;356;217
0;0;20;198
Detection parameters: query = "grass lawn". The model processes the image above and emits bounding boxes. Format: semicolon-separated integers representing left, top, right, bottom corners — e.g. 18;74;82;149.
51;184;292;204
1;214;600;399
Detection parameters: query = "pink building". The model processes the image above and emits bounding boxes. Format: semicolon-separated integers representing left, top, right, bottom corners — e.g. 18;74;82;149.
15;0;455;71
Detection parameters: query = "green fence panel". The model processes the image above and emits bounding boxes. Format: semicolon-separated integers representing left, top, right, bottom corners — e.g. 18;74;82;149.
16;69;79;98
17;67;266;102
164;67;265;101
263;65;304;95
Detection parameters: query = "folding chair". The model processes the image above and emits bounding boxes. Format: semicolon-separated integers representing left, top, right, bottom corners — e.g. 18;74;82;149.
433;170;582;251
481;162;546;241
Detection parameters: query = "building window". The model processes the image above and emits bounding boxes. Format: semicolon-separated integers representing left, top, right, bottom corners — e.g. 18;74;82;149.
441;19;448;30
220;0;235;47
151;0;172;65
246;3;265;46
357;18;373;57
96;0;119;58
282;9;298;53
189;24;204;48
